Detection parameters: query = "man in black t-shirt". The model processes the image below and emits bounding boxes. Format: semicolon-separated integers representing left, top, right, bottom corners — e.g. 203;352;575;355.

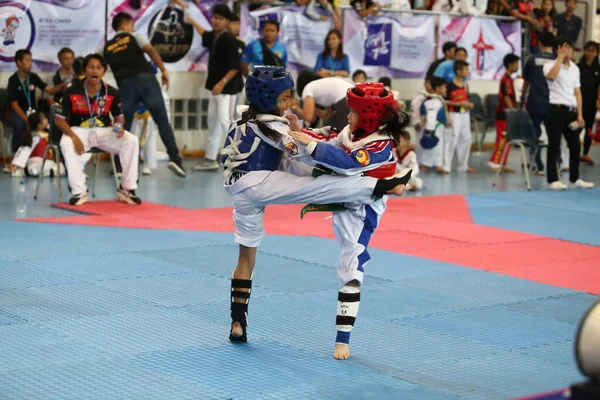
45;47;76;108
103;12;186;178
186;4;242;170
55;54;141;207
6;49;67;152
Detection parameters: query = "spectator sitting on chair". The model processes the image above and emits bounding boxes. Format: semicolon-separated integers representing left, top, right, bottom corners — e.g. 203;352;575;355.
314;29;350;78
55;53;142;206
10;112;65;178
6;49;68;154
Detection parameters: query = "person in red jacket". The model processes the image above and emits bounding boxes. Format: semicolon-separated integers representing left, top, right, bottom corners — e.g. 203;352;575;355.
489;54;520;172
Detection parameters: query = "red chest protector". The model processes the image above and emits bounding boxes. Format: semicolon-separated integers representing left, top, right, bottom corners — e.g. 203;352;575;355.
30;137;49;159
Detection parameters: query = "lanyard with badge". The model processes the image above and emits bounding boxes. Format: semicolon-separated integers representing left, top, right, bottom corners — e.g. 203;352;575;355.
84;82;107;147
19;75;34;116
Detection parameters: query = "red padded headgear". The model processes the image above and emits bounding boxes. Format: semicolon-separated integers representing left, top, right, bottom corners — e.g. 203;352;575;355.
347;82;396;134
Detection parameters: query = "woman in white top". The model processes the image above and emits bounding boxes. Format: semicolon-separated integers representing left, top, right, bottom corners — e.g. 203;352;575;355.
543;37;594;190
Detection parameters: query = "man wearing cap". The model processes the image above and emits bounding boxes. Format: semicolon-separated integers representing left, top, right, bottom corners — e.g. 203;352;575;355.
186;5;242;171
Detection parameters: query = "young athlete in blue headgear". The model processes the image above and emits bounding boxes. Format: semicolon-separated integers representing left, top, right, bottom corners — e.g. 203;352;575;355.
222;66;412;343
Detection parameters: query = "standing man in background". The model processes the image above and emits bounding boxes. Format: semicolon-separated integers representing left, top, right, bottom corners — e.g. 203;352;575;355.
543;38;593;189
186;4;242;171
45;47;75;108
556;0;582;47
521;31;555;174
103;12;186;178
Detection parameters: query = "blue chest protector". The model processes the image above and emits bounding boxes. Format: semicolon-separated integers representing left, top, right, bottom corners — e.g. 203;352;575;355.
220;123;283;173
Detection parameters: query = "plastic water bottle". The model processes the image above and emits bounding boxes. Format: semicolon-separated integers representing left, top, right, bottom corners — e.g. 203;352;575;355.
16;181;26;218
113;122;122;135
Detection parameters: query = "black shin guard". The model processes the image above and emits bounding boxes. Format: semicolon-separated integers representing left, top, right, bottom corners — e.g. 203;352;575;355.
373;170;413;196
230;277;252;343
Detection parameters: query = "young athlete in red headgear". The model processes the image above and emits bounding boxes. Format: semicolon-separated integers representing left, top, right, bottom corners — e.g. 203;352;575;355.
291;82;411;359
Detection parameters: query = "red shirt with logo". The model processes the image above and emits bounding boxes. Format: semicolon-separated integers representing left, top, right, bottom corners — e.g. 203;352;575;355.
495;73;515;121
446;80;469;113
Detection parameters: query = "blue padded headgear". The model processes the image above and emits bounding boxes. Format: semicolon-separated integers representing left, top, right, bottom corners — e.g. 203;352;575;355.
246;66;294;114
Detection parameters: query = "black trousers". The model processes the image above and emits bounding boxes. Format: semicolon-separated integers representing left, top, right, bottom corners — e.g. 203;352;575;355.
546;104;581;183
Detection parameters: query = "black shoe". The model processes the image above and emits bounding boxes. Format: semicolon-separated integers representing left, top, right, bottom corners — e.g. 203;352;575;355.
168;159;186;178
69;192;89;206
117;187;142;205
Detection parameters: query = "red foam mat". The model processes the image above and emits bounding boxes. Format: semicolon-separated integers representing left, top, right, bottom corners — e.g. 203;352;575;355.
23;196;600;294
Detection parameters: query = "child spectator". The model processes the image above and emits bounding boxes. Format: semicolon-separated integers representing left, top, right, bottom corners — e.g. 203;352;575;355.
489;54;520;172
352;69;367;83
444;60;475;173
419;77;448;172
10;112;65;177
378;77;405;111
396;131;423;191
6;49;67;153
410;78;434;169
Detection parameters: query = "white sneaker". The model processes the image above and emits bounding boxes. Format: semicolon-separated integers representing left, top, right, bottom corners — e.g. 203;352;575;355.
571;179;594;189
11;168;25;178
192;160;220;171
142;167;151;176
549;181;568;190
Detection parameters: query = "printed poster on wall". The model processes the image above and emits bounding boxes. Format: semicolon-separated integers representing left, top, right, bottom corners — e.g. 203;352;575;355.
240;4;335;72
0;0;105;72
107;0;229;71
343;10;436;79
437;15;522;80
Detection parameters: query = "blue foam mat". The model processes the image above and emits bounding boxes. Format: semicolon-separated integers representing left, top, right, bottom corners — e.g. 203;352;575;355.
0;222;594;399
468;190;600;246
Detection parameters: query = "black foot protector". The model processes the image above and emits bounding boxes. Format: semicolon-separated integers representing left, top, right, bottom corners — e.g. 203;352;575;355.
373;169;413;196
229;278;252;343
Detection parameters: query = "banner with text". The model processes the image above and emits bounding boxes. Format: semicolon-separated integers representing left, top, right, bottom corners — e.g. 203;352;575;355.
0;0;106;72
437;15;521;80
343;10;436;79
107;0;229;72
240;4;335;72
